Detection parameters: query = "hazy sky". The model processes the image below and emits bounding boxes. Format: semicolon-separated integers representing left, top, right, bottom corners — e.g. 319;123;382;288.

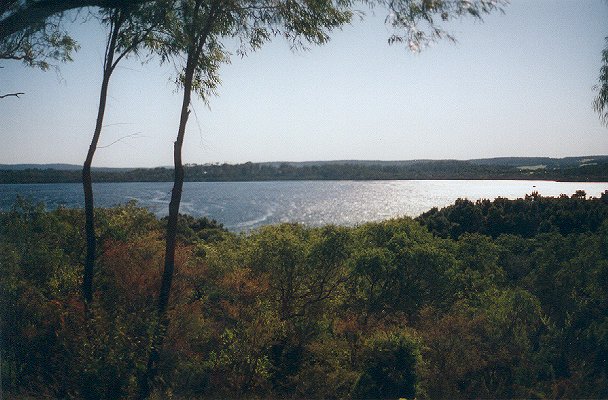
1;0;607;167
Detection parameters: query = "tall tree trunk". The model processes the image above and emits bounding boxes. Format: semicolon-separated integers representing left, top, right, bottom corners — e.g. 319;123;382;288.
82;14;121;304
82;71;110;304
138;47;196;400
138;3;219;396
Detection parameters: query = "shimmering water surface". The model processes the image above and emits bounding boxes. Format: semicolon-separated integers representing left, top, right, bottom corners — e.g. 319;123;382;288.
1;180;607;231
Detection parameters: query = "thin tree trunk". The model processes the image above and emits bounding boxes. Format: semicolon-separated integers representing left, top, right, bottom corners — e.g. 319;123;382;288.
82;13;121;304
80;14;121;400
138;47;195;400
82;71;110;304
158;56;193;320
139;3;220;396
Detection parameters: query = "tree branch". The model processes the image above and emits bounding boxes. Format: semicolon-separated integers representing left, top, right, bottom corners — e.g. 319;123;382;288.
97;132;142;148
0;92;24;98
0;0;154;40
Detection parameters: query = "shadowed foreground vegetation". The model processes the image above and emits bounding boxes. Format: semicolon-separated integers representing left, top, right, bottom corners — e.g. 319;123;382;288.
1;193;608;399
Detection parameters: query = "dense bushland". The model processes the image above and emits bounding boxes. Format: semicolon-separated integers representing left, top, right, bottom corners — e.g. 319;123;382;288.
1;193;608;399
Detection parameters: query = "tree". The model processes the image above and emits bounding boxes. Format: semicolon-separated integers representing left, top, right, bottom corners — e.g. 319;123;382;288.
81;3;163;305
352;331;422;399
0;0;155;41
0;2;78;98
594;37;608;126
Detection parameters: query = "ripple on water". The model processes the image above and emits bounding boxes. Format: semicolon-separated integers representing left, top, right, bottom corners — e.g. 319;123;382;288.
1;180;607;231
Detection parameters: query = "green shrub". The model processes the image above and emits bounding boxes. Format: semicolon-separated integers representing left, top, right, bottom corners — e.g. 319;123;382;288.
352;331;422;400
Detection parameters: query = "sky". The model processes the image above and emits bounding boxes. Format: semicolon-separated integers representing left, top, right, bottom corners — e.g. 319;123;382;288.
1;0;607;168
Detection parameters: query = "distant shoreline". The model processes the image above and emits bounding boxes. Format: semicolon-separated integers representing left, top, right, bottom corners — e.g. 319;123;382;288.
2;178;608;184
2;156;608;184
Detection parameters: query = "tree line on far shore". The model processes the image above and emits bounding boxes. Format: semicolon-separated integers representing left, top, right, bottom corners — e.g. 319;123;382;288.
2;159;608;183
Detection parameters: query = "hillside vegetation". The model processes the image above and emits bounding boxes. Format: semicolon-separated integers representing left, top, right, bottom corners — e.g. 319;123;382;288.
2;157;608;183
1;193;608;398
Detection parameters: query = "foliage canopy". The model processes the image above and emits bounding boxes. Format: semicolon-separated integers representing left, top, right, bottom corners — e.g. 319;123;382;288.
2;193;608;398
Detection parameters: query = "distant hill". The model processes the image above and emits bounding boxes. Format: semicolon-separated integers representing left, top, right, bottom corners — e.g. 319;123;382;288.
468;156;608;168
262;156;608;169
1;156;607;183
259;160;429;168
3;156;607;171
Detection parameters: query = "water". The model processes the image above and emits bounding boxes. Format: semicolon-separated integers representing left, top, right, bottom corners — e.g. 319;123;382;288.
1;180;607;231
